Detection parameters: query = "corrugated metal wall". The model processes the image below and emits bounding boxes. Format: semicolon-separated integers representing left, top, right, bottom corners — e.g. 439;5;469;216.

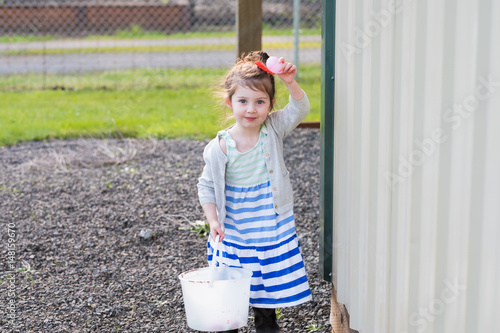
332;0;499;332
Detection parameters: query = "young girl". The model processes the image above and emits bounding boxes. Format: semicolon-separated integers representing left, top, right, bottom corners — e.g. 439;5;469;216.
197;51;312;333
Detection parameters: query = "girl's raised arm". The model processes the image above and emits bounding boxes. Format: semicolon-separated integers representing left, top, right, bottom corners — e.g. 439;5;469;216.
276;58;305;101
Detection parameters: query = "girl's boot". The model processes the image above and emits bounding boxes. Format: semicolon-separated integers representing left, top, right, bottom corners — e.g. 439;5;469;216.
253;308;282;333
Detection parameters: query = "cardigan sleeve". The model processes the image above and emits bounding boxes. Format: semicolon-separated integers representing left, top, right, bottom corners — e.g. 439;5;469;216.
267;91;310;138
197;140;217;207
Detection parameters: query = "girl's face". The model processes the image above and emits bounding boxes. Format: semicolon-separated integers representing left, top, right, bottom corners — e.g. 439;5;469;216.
227;85;273;131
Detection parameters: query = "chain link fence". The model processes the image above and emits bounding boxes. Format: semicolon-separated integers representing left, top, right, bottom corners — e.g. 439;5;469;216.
0;0;322;90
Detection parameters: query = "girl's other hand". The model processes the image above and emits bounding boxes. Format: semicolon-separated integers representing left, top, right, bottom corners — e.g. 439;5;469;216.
209;220;225;242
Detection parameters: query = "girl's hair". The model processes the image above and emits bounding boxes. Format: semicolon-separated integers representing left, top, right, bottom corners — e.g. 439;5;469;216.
224;51;276;110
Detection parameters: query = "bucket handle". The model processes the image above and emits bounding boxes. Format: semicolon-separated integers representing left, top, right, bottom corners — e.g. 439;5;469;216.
210;234;222;268
209;234;222;287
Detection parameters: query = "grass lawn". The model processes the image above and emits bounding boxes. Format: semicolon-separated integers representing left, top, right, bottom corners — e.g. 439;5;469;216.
0;65;321;146
0;26;321;43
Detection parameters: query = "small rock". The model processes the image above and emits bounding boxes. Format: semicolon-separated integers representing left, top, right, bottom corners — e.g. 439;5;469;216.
139;229;154;240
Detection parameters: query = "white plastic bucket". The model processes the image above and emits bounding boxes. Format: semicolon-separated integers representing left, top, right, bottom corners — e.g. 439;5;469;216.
179;236;252;331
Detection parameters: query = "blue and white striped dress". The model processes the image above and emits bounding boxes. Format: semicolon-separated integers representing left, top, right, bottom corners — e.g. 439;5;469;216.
208;127;312;309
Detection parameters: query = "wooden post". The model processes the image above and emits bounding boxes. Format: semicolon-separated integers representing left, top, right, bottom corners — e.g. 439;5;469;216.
331;287;343;332
236;0;262;58
331;285;357;333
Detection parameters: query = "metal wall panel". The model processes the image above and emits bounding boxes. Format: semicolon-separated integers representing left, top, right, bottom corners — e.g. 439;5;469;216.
332;0;499;332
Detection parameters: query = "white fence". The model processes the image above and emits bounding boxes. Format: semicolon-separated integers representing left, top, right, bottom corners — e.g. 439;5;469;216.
332;0;499;332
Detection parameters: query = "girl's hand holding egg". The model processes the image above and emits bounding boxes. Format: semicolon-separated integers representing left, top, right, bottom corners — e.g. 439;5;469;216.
265;56;285;74
255;54;298;86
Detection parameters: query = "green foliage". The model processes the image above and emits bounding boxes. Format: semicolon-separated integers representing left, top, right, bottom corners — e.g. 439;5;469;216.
0;27;320;44
275;308;283;320
306;324;326;331
187;220;211;238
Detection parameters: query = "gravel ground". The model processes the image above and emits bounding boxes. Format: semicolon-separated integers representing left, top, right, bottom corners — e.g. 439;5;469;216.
0;129;332;333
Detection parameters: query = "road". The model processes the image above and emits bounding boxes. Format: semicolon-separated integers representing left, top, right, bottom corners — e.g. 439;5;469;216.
0;36;321;75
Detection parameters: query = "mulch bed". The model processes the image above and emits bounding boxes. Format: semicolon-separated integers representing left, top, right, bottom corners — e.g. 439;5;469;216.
0;128;332;332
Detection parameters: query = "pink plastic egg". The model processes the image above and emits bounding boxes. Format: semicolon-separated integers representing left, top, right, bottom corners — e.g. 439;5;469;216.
266;56;284;74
